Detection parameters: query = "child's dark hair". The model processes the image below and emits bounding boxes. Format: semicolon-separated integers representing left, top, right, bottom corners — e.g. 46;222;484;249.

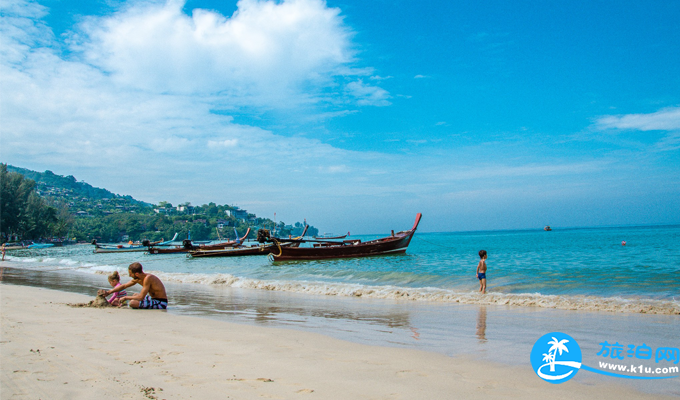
479;250;487;258
108;270;120;282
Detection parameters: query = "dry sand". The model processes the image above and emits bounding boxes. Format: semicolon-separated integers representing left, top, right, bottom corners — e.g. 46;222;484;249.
0;284;671;399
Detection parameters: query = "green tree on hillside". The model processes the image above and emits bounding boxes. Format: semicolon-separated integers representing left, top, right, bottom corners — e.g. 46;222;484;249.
1;164;62;242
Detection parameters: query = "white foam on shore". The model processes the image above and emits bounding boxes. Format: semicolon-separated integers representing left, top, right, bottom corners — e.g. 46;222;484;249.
2;257;119;273
151;271;680;315
5;259;678;314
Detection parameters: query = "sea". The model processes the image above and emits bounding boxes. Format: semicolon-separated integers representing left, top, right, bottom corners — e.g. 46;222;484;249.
2;225;679;395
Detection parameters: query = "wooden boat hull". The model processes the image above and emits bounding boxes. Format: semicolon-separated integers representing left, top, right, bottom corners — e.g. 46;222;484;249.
190;226;308;258
148;228;251;254
189;245;276;258
27;243;55;249
149;241;244;254
272;213;422;261
2;245;27;250
94;247;148;253
148;247;191;254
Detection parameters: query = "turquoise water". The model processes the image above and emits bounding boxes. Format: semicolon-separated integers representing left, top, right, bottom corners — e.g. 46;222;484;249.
5;225;680;313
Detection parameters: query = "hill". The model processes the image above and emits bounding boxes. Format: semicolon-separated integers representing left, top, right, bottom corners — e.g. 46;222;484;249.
4;164;318;242
7;165;152;210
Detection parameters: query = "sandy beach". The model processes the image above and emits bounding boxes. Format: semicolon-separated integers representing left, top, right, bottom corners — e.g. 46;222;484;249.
1;284;673;400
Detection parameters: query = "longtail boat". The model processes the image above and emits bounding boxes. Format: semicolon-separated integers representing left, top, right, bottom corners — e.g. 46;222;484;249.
27;243;55;249
148;228;251;254
93;233;179;253
94;246;148;253
189;226;308;258
2;244;28;251
189;243;280;258
269;213;422;261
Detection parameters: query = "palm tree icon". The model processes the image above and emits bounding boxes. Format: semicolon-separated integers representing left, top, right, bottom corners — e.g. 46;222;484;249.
533;333;582;383
546;337;570;372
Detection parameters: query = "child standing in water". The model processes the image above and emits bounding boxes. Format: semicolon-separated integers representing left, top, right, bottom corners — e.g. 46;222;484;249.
476;250;487;294
107;271;128;306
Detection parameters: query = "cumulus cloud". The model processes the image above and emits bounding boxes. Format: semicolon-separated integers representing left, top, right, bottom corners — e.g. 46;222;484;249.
75;0;358;107
0;0;393;208
595;107;680;131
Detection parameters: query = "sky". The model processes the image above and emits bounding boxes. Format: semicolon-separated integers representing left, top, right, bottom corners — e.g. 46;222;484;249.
1;0;679;234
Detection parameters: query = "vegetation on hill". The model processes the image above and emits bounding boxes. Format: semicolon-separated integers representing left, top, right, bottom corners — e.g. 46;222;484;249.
1;164;61;242
1;164;318;243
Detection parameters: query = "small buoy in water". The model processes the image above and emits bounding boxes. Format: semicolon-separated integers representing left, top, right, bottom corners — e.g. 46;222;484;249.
622;241;626;246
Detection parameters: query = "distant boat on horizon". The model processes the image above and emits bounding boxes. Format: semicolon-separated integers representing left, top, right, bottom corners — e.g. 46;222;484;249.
544;225;552;231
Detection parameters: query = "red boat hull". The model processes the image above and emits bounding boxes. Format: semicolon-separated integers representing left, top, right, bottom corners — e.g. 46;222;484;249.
272;213;422;261
190;244;276;258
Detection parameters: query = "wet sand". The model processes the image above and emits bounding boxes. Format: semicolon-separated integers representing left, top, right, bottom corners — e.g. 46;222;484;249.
1;283;677;399
0;262;680;398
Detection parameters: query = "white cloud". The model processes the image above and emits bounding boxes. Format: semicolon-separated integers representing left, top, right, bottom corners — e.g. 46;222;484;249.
0;0;391;205
208;139;239;148
322;165;349;173
413;74;429;79
74;0;360;108
3;1;675;233
595;106;680;131
346;79;390;106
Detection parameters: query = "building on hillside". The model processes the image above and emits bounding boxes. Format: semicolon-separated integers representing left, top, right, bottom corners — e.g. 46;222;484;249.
176;205;194;214
229;208;248;220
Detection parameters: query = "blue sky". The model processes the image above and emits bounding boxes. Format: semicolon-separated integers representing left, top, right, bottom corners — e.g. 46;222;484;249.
1;0;679;233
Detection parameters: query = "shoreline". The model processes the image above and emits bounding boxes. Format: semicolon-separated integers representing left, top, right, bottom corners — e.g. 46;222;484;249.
3;259;679;315
2;284;676;399
1;265;679;368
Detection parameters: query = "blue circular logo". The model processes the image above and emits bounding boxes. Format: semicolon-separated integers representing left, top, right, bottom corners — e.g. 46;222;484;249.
530;332;582;384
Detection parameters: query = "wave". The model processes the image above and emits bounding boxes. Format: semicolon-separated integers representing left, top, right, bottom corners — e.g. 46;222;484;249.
151;271;680;315
4;258;678;314
3;256;118;273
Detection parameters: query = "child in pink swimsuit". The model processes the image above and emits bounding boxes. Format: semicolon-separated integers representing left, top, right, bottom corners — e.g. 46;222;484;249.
107;271;128;306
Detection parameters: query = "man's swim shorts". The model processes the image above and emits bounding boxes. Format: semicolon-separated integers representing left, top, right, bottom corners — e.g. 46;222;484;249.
477;272;486;280
138;295;168;309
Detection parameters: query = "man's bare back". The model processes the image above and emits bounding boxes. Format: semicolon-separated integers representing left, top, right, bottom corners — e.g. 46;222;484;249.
132;273;167;300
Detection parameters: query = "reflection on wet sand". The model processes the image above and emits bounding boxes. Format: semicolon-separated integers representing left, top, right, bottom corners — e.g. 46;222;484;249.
476;306;487;342
1;267;413;330
170;287;413;329
410;327;420;340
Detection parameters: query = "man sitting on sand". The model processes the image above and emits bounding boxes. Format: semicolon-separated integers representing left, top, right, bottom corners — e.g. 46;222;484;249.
98;262;168;309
